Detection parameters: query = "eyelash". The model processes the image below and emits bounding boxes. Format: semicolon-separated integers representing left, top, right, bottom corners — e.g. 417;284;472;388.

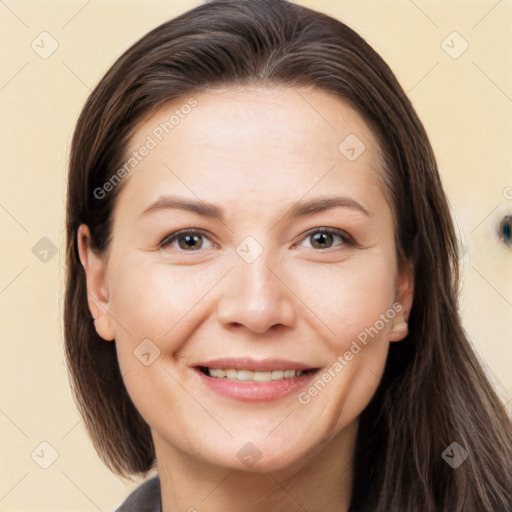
159;227;354;252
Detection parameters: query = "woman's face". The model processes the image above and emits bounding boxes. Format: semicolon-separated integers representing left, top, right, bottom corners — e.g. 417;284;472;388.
79;86;413;473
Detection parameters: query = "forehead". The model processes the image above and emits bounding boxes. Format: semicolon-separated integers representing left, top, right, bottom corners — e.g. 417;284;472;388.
114;86;388;223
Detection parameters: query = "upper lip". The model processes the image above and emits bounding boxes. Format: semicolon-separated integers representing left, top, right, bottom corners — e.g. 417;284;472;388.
194;357;318;372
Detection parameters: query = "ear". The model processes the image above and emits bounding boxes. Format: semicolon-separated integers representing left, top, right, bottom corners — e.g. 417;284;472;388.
77;224;115;341
388;258;414;342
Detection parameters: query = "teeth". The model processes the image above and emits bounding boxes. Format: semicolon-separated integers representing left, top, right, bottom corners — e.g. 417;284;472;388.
253;371;272;382
225;369;238;379
237;370;254;381
209;369;226;379
206;368;307;381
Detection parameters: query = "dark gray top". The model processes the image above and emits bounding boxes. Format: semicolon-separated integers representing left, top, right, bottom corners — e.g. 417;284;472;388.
115;476;162;512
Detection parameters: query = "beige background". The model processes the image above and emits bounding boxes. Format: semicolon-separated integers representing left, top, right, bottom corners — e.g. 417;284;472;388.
1;0;511;510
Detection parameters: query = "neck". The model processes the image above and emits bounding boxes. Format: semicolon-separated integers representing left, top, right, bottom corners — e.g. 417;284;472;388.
154;421;357;512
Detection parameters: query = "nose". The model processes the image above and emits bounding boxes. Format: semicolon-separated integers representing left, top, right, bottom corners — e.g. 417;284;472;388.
216;252;297;335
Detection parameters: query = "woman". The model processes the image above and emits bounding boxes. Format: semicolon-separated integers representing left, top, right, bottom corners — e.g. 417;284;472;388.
63;0;512;511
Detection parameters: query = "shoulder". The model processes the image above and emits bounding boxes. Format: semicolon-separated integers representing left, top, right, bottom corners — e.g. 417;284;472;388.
114;475;161;512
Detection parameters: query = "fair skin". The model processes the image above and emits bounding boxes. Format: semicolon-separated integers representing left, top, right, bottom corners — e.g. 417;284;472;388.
78;87;413;512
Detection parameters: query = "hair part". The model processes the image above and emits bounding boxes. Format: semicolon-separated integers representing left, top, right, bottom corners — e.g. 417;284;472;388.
64;1;512;510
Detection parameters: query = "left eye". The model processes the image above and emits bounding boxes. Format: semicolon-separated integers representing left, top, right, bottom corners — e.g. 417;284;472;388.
297;228;353;250
160;227;352;253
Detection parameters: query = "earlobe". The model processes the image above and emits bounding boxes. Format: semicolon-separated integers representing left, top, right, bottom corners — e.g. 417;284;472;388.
77;224;115;342
388;259;414;342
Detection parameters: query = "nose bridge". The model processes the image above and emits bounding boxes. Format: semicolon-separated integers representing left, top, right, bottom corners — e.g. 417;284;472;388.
216;243;296;334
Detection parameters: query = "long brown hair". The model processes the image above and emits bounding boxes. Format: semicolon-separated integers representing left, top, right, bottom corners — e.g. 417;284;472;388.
64;1;512;510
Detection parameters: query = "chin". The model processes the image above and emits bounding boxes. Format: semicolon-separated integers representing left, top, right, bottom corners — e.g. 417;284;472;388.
200;433;321;474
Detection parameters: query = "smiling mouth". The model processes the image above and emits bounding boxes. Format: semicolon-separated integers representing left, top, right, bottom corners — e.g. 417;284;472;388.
193;359;320;401
197;366;317;382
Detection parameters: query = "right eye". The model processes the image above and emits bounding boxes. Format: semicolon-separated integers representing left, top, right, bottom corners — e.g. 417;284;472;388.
159;229;217;253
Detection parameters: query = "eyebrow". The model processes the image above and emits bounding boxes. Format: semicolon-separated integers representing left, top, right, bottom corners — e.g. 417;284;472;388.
140;194;371;221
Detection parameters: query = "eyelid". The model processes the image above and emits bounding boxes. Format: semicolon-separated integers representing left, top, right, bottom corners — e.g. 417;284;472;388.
294;227;354;248
159;226;354;252
159;228;217;250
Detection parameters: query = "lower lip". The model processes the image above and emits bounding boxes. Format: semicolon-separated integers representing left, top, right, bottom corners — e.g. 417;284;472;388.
194;369;316;402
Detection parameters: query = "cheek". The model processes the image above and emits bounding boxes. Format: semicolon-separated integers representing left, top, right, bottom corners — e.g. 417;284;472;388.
107;258;213;428
109;258;218;342
109;245;397;356
106;259;221;390
295;255;397;432
106;246;397;456
292;252;397;347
